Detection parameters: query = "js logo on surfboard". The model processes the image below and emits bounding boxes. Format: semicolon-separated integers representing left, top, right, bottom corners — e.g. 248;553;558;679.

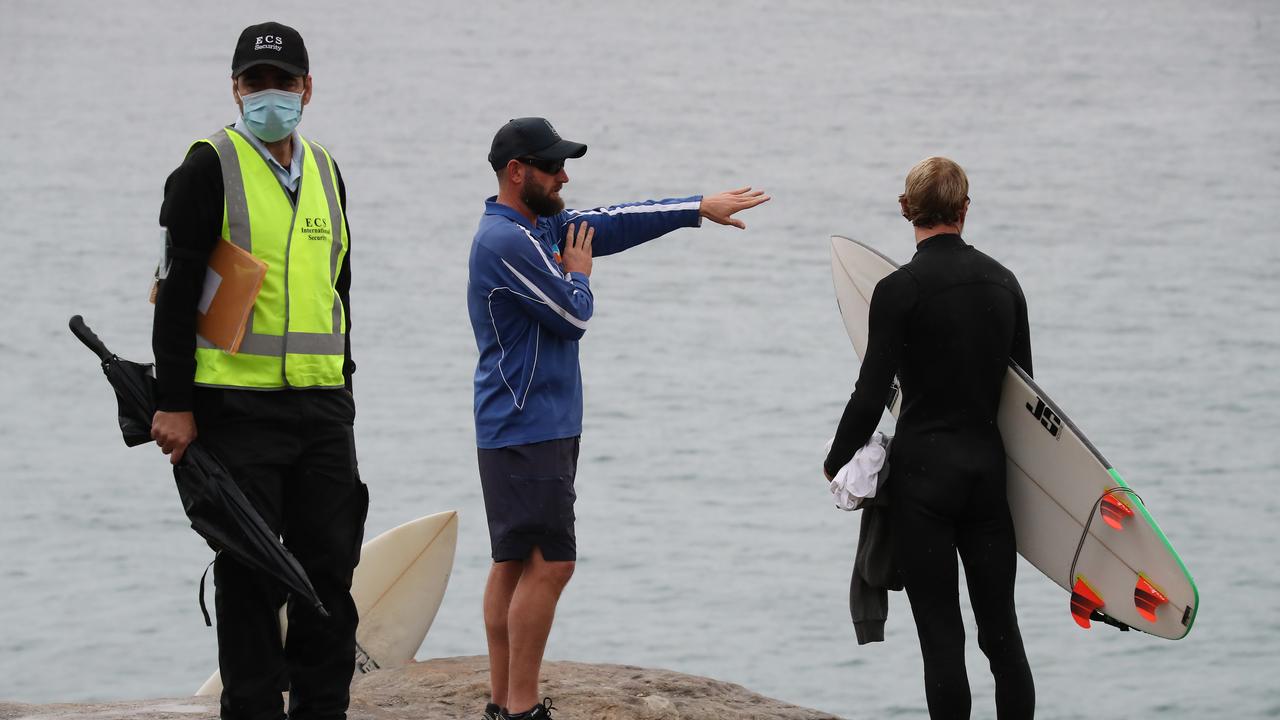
1026;397;1062;439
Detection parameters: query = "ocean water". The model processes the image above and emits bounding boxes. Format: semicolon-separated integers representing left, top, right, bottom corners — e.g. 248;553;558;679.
2;0;1278;717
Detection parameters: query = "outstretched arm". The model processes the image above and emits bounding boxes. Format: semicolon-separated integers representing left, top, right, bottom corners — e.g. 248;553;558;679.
561;187;769;257
562;196;702;256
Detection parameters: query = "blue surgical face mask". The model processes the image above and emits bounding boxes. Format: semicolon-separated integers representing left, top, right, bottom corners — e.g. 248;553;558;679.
239;89;303;143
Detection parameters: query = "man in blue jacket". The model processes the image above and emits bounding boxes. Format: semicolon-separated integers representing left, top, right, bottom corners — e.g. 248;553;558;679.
468;117;768;720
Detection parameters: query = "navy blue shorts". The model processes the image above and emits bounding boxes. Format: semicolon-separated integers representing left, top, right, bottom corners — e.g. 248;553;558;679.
478;436;580;562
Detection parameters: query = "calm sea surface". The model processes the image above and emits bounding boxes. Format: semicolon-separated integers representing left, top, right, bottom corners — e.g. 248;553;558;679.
2;1;1278;717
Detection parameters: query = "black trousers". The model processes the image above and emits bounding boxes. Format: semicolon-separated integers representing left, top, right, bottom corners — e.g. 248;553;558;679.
890;432;1035;720
191;388;369;720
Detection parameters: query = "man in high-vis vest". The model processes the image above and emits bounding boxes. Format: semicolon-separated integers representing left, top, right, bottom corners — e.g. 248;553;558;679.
151;22;368;720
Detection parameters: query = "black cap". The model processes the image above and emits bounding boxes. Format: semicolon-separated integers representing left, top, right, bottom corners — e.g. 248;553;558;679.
232;22;309;77
488;117;587;172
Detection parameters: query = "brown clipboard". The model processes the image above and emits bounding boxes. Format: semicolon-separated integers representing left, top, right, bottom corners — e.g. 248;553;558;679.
195;239;267;354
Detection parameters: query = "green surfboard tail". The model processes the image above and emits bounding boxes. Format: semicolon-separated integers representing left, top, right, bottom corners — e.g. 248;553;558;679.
1107;467;1199;636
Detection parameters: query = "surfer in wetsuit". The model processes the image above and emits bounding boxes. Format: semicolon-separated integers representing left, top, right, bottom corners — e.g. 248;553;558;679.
824;157;1036;719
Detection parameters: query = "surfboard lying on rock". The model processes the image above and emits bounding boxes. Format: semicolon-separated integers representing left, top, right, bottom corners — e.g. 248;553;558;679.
196;510;459;695
830;235;1197;640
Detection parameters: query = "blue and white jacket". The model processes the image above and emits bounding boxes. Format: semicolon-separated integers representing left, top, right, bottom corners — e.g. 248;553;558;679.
468;195;702;448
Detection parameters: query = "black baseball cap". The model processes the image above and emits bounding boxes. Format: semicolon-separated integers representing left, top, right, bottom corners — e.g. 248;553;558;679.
488;117;587;172
232;22;309;77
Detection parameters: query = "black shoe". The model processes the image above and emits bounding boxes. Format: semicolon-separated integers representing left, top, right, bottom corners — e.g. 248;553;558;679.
482;701;505;720
507;697;557;719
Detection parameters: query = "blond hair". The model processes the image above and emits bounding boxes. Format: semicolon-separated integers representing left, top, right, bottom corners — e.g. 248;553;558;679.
899;157;969;228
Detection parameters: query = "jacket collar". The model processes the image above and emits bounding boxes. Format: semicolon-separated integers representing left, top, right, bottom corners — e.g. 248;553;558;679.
485;196;538;231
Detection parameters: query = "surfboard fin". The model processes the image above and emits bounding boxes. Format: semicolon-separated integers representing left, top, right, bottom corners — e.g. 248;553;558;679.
1100;494;1134;530
1135;575;1169;623
1070;577;1104;629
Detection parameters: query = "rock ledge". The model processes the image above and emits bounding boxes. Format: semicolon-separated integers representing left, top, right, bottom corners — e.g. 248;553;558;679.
0;656;843;720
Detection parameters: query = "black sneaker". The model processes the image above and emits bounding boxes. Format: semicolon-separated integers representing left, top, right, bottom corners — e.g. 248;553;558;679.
507;697;557;719
482;702;504;720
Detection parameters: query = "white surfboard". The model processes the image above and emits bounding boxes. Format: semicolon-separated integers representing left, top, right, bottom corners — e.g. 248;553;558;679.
195;510;459;695
830;236;1197;639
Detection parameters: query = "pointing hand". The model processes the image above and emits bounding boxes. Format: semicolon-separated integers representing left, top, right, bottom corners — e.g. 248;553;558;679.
699;187;771;229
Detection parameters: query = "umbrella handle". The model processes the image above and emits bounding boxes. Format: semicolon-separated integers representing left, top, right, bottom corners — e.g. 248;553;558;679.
69;315;115;364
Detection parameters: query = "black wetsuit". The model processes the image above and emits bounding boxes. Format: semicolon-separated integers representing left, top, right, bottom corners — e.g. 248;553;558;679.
825;234;1035;719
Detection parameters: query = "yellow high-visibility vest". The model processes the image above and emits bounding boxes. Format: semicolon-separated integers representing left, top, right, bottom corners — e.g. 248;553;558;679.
192;127;348;389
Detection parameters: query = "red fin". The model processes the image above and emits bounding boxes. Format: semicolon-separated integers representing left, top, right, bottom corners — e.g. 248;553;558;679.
1071;577;1104;629
1135;576;1169;623
1100;494;1135;530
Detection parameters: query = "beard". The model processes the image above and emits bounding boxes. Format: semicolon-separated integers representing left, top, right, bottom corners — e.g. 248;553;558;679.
522;179;565;217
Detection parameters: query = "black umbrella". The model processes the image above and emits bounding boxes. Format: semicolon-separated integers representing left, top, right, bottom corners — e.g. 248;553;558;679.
69;315;329;621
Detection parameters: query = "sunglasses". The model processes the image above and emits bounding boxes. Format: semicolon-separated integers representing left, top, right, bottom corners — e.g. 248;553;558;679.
518;156;565;175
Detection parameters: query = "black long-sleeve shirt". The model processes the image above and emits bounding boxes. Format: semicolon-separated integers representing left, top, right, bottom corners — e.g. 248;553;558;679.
824;234;1031;476
152;140;353;411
